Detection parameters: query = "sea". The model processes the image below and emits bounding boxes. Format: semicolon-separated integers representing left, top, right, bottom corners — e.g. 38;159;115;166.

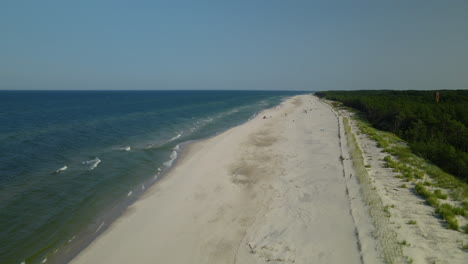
0;90;305;264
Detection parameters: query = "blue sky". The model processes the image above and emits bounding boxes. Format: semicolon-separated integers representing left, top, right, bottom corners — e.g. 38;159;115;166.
1;0;467;90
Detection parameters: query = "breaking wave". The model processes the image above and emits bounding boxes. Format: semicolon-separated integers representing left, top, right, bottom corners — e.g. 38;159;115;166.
55;166;68;173
82;157;101;170
120;146;131;151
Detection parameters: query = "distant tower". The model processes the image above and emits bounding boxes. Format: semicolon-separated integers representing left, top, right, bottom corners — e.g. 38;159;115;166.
435;92;440;103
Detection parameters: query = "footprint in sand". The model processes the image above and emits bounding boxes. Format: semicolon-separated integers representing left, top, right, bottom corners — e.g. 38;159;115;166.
248;240;296;263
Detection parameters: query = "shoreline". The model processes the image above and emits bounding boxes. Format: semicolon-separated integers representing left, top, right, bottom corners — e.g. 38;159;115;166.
49;100;287;264
70;94;376;264
3;91;300;264
48;106;278;264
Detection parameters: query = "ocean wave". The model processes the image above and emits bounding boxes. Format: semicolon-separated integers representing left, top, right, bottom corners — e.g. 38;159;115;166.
174;144;180;151
169;132;182;142
95;222;105;233
188;107;245;132
120;146;131;151
223;108;240;116
163;150;178;167
248;113;258;121
82;157;101;170
55;165;68;173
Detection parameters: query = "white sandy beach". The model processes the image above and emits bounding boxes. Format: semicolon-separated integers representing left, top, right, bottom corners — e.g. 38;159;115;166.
71;95;378;264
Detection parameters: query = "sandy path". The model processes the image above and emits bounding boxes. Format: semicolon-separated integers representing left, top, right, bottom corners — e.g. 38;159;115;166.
71;95;374;264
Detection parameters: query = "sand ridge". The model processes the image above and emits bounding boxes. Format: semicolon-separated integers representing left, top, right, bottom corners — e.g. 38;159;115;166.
71;95;377;264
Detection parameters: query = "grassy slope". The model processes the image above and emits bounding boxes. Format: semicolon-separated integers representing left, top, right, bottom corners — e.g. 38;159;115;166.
337;101;468;233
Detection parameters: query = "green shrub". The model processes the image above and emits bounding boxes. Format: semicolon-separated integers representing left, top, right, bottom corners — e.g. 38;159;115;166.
383;205;391;217
383;155;398;169
415;183;433;199
436;203;455;219
462;201;468;210
435;203;460;230
445;216;459;230
423;181;432;186
433;189;448;200
415;171;424;179
451;207;465;216
427;196;439;207
408;220;417;225
398;240;410;246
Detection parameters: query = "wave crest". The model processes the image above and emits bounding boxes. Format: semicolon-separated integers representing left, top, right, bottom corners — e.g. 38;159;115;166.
83;157;101;170
163;150;178;167
120;146;131;151
55;166;68;173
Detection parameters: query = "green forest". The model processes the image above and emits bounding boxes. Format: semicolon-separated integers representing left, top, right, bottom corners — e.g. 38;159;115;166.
315;90;468;182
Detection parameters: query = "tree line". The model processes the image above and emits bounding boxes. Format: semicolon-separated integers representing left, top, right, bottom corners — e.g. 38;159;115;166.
315;90;468;181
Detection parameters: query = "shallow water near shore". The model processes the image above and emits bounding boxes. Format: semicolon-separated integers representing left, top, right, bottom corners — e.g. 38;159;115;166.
0;90;304;264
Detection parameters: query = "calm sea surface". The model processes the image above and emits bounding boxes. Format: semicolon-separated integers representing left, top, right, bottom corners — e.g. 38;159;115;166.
0;90;305;264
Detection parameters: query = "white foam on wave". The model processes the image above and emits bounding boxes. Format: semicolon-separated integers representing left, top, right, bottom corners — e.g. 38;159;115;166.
169;132;182;142
127;191;133;197
55;165;68;173
120;146;131;151
163;150;178;167
170;150;177;159
221;108;241;118
174;144;180;151
83;157;101;170
95;222;105;233
68;235;76;243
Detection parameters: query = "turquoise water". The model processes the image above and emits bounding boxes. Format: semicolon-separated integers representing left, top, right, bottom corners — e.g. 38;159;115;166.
0;90;304;264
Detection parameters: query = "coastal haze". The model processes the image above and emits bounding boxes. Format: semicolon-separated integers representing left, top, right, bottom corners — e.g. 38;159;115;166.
1;1;468;91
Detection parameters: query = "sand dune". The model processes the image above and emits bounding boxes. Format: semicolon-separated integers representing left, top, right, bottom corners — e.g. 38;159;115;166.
336;105;468;264
71;95;379;264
